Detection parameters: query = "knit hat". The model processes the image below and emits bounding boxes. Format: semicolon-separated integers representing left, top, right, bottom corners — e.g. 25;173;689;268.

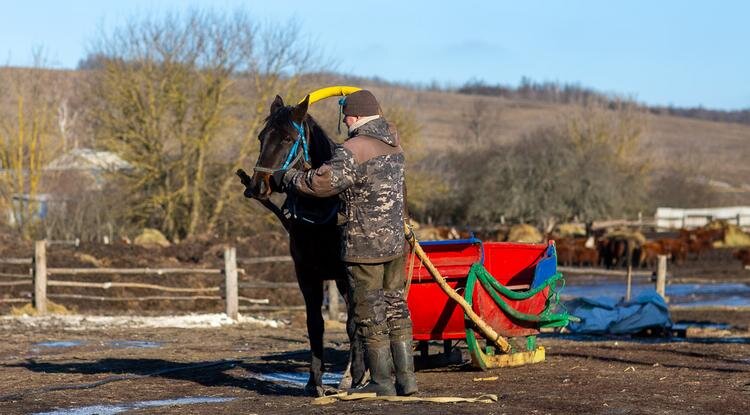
342;90;381;116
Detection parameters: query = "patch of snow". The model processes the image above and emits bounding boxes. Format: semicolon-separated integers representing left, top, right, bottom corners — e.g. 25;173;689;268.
33;396;235;415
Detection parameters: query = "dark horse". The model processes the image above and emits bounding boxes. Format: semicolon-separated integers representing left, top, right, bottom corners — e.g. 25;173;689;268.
237;95;366;396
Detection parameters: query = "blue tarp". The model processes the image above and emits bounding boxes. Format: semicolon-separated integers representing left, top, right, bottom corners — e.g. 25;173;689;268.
566;290;672;334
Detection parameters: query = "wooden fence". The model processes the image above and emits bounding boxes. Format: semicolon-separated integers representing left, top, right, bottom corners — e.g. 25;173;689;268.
559;255;669;301
6;243;672;317
0;241;341;320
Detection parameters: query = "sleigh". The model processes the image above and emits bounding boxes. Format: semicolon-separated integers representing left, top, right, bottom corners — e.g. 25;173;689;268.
405;238;568;369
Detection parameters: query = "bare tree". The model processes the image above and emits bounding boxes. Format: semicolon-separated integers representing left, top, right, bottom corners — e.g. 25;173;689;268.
0;56;63;239
86;9;323;241
435;102;650;228
460;98;501;146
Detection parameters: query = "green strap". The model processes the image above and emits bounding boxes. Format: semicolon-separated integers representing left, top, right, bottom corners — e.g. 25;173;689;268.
466;262;569;328
468;263;559;300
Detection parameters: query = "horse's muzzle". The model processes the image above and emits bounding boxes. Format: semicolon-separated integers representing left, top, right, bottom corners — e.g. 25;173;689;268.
237;169;272;200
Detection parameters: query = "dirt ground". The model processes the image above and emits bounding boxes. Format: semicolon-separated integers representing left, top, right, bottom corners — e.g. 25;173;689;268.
0;307;748;415
1;235;749;414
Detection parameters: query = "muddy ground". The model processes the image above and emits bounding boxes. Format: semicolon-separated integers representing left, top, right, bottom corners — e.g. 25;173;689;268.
0;307;748;415
1;236;749;413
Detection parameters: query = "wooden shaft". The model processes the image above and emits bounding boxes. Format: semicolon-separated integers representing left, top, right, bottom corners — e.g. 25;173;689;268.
404;225;511;353
34;240;47;315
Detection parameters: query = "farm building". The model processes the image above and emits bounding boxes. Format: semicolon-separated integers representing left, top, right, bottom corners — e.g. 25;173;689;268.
655;206;750;229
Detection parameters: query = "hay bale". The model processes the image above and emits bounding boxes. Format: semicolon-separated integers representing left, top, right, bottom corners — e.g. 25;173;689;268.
715;224;750;248
134;228;171;248
555;223;586;238
507;224;543;243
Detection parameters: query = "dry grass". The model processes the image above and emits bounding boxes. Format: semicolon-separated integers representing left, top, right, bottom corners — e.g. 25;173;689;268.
10;301;72;316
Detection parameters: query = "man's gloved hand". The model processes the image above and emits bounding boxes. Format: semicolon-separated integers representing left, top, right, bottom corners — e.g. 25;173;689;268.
270;169;289;193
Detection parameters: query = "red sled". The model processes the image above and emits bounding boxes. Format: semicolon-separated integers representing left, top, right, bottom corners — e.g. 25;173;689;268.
405;238;567;369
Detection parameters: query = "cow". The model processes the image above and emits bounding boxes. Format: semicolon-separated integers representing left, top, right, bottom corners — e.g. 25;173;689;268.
734;248;750;269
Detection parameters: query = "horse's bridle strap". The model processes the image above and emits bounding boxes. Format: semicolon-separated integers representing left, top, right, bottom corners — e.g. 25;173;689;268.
253;121;309;175
253;150;304;174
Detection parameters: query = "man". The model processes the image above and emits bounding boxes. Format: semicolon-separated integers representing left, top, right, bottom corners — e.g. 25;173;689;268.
272;90;417;396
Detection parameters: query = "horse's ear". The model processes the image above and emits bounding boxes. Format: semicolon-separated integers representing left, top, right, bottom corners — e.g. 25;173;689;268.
292;95;310;123
270;95;284;114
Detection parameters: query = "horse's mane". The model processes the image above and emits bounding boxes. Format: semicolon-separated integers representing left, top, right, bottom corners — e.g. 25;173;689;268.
304;114;337;169
263;104;338;169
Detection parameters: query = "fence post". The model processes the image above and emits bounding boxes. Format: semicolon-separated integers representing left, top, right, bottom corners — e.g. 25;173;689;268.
625;247;633;301
327;280;339;321
625;265;632;302
33;240;48;315
656;255;668;300
224;246;238;320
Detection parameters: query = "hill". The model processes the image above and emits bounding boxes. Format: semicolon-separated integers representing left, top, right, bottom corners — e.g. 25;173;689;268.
346;81;750;206
3;66;749;209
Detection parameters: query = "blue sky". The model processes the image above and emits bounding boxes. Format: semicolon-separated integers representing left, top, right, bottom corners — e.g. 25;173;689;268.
2;0;748;110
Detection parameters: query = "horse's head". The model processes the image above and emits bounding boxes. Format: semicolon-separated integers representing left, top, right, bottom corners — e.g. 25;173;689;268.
246;95;310;199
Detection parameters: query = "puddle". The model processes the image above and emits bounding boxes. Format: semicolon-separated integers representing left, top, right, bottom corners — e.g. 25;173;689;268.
672;322;731;330
33;396;235;415
31;340;163;351
669;337;750;344
33;341;85;348
107;340;163;349
544;333;750;344
561;282;750;307
254;371;343;387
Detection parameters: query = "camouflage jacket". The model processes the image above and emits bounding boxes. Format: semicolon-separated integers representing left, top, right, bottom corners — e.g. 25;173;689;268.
282;117;406;263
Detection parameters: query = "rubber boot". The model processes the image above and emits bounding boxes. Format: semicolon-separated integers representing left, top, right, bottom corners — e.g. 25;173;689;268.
349;331;396;396
389;319;418;396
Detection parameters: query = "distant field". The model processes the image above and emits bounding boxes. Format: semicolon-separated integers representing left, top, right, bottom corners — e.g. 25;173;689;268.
3;68;749;204
359;83;750;203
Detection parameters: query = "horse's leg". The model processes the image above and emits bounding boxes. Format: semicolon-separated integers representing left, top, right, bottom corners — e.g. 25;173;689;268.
299;278;326;397
336;277;367;389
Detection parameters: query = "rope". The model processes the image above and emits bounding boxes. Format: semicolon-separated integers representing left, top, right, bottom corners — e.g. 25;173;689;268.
313;392;498;405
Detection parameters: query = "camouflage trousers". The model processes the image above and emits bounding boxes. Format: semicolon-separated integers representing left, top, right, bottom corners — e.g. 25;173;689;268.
346;255;412;338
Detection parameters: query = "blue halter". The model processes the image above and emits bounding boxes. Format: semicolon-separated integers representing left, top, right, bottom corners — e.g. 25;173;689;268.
280;121;310;170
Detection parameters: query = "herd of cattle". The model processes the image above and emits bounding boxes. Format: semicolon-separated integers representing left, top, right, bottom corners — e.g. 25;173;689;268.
555;227;727;269
553;226;750;270
414;222;750;270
